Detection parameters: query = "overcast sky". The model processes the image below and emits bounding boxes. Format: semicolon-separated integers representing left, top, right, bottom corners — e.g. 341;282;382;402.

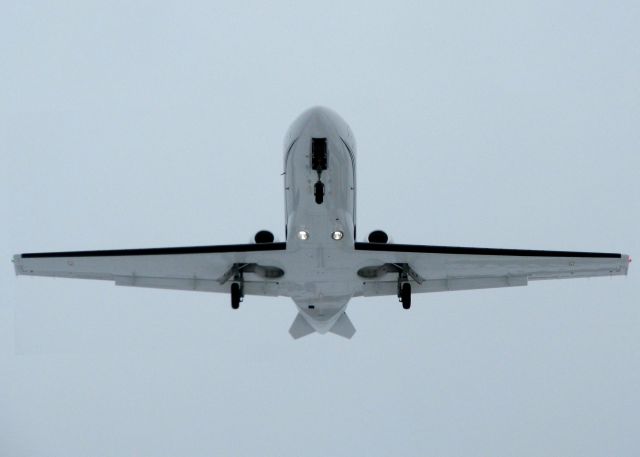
2;1;639;456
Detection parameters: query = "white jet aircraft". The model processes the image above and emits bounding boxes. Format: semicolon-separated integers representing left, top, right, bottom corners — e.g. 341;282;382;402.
14;107;630;339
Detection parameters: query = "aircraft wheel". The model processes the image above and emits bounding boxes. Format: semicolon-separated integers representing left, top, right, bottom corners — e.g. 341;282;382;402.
400;283;411;309
231;283;242;309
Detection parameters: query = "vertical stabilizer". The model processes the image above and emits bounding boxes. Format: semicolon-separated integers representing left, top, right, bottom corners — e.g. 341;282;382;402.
289;312;316;339
329;312;356;339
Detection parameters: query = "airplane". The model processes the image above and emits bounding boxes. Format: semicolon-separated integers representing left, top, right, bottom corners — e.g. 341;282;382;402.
13;106;630;339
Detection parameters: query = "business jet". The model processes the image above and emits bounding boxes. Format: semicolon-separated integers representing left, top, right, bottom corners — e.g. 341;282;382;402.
13;107;630;339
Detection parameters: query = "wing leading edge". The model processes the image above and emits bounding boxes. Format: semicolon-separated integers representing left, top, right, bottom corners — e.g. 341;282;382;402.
354;242;629;296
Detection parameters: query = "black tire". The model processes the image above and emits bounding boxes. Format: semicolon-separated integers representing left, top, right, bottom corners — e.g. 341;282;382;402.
231;283;241;309
401;283;411;309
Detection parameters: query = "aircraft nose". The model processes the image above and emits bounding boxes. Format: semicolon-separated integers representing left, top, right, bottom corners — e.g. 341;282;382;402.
300;106;331;126
306;106;332;118
285;106;351;148
297;106;336;136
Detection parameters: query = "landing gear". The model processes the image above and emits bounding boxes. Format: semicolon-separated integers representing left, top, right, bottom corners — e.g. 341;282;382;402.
399;282;411;309
395;267;412;310
231;282;242;309
314;181;325;204
358;263;422;310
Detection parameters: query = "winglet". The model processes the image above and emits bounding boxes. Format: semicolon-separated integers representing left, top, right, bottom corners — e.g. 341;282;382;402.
329;312;356;339
289;312;316;339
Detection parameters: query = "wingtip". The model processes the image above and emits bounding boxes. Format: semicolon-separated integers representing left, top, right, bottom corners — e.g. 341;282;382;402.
622;254;631;275
12;254;24;276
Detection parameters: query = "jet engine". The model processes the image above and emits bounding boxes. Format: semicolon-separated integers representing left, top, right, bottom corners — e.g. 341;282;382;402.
253;230;276;244
367;230;390;244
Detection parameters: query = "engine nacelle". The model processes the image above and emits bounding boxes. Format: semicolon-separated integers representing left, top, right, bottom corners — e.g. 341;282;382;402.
368;230;390;244
254;230;275;244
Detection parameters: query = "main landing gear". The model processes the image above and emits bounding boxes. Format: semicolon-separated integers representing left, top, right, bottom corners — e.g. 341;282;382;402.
357;263;420;311
230;265;244;309
220;262;284;310
399;282;411;310
231;282;243;309
397;267;412;309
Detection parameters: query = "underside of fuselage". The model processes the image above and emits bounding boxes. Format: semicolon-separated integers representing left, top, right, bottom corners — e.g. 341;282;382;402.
283;106;359;337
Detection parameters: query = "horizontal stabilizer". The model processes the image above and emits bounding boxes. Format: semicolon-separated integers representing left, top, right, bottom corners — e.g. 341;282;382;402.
289;312;316;339
329;312;356;339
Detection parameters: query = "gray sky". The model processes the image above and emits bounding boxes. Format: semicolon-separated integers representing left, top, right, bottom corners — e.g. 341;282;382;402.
2;1;639;455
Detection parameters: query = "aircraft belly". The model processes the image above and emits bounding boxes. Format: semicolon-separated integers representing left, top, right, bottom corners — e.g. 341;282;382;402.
279;259;360;300
280;106;360;331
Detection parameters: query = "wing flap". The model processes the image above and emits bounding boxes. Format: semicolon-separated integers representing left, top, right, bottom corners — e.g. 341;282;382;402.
114;276;279;296
362;275;528;296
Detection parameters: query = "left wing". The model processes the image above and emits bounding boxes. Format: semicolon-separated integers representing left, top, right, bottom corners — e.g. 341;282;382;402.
14;243;287;296
353;242;630;296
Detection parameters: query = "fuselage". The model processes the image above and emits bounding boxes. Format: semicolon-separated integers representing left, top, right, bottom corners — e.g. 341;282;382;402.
282;107;358;332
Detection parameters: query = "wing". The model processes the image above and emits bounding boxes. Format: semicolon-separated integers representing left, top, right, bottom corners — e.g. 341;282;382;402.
13;243;287;296
353;242;630;296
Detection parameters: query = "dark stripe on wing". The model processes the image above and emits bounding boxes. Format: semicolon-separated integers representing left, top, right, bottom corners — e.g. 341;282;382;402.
354;242;621;258
21;242;287;258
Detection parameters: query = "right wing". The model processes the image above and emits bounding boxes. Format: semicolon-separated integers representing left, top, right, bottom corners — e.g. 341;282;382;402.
353;242;630;296
13;243;287;296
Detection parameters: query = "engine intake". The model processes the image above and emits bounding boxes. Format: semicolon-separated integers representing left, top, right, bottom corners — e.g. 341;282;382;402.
368;230;389;244
254;230;275;244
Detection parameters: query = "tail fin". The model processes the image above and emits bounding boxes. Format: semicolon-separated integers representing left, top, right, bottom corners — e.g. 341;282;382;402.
329;312;356;339
289;312;316;339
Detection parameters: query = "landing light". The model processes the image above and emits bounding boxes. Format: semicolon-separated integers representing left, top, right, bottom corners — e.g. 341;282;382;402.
332;231;344;240
297;230;309;241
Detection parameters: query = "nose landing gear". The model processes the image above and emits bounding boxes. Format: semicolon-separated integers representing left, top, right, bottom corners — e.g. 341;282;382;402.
314;180;324;204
